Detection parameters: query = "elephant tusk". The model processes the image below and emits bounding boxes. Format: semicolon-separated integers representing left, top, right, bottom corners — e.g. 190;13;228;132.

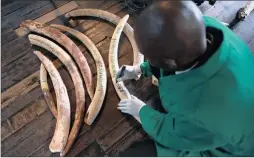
50;24;107;127
65;9;144;67
109;15;141;123
33;50;70;153
28;34;85;155
20;20;94;99
49;25;107;156
40;64;58;118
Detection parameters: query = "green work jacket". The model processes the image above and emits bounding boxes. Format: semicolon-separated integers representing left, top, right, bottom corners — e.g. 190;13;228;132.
139;16;254;156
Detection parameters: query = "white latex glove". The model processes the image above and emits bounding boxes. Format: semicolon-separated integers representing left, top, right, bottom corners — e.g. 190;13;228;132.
116;65;142;82
117;95;146;117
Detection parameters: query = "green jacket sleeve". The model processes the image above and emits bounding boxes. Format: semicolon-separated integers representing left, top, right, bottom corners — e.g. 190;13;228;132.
140;61;154;77
139;106;226;151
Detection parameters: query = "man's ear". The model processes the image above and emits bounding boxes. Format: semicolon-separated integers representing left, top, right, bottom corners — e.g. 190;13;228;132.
164;58;178;69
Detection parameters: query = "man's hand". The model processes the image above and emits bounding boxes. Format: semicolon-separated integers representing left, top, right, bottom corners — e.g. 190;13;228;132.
116;65;142;82
117;95;146;117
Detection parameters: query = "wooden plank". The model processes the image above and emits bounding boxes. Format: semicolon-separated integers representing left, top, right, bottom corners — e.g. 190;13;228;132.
1;19;12;34
46;0;121;26
1;1;32;17
2;1;51;28
106;128;147;156
77;141;106;157
198;1;214;13
1;0;15;7
15;1;78;36
10;1;70;29
27;139;57;157
215;1;247;24
82;6;129;37
1;47;58;91
232;10;254;43
28;118;91;157
4;88;90;156
1;69;43;110
74;0;104;9
75;0;104;8
97;118;137;151
2;117;56;157
1;49;39;89
1;29;18;45
1;3;72;93
204;2;225;18
65;131;94;157
8;98;49;131
1;63;77;122
1;121;13;140
1;110;54;155
233;20;254;43
75;0;126;34
1;85;43;121
1;37;31;69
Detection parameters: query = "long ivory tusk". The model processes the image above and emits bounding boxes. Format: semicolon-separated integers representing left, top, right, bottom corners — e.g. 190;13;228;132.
20;20;94;99
28;34;85;155
50;24;107;127
40;64;58;118
65;9;144;67
109;15;141;123
33;50;70;153
49;25;107;156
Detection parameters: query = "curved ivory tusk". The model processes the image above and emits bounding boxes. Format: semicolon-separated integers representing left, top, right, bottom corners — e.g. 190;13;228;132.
40;64;58;118
33;50;70;153
109;15;141;123
50;24;107;128
29;34;86;155
20;20;94;99
65;9;144;67
49;25;107;156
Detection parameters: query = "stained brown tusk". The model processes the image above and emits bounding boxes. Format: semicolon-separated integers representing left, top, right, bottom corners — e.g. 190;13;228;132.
29;34;86;156
33;50;71;153
50;24;107;156
51;24;107;124
20;20;94;99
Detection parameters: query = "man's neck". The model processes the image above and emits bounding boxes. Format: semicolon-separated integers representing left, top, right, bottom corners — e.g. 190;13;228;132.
193;26;223;69
172;26;223;75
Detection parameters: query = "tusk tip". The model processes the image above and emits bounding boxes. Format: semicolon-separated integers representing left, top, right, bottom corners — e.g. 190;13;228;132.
122;14;129;21
84;112;92;125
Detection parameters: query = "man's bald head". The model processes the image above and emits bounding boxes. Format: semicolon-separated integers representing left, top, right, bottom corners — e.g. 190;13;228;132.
134;1;206;71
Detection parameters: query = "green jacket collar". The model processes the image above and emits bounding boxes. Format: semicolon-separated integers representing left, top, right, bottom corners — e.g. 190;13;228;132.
160;16;231;85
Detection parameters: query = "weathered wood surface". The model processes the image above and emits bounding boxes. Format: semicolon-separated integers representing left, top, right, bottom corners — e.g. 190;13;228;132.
1;1;254;157
15;1;77;36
